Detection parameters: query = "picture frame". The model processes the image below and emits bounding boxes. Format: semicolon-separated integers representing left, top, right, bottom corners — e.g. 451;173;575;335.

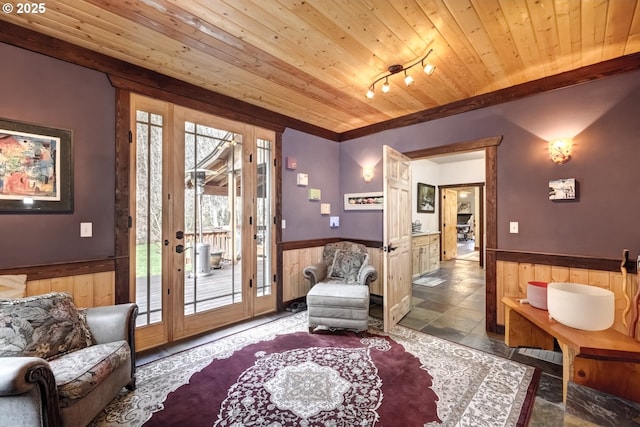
417;183;435;213
549;178;576;200
308;188;321;200
0;118;73;213
296;173;308;186
344;192;383;210
457;201;472;214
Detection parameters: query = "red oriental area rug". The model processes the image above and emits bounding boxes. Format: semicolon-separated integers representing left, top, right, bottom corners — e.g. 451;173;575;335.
91;313;539;427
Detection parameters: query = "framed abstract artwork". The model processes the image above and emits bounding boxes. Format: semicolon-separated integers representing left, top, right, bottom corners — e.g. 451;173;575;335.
0;118;73;213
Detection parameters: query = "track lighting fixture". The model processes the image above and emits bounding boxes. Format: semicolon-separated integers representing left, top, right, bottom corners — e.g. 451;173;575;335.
365;49;435;99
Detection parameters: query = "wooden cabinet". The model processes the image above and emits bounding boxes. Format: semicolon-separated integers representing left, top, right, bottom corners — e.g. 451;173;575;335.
411;233;440;277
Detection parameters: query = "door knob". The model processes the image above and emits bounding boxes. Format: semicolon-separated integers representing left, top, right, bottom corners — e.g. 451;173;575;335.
176;244;184;254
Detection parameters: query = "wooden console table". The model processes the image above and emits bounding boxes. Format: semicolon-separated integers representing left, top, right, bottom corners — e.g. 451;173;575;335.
502;296;640;404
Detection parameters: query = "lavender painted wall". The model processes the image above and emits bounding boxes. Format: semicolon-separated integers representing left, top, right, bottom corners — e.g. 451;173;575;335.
3;42;638;266
281;129;341;241
0;43;116;268
283;70;640;259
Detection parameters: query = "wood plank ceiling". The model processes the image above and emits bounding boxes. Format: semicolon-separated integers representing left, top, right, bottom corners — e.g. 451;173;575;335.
2;0;640;135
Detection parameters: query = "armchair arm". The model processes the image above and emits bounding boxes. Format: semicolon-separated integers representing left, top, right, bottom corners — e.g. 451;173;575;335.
303;263;328;286
86;303;138;386
0;357;61;427
358;265;378;286
85;303;137;346
0;357;50;396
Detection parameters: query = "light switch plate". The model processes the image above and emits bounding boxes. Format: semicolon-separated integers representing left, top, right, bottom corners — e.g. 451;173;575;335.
509;222;518;234
80;222;93;238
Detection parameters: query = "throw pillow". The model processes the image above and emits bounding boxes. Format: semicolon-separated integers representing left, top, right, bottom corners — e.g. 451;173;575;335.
328;249;368;284
0;292;94;360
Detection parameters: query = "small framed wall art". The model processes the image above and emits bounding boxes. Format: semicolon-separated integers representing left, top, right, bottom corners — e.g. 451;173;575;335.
549;178;576;200
286;157;297;170
308;188;321;200
417;183;435;213
344;192;383;210
297;173;308;186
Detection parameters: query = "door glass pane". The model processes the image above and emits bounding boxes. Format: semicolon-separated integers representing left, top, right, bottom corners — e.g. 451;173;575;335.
183;122;242;315
134;110;163;327
256;138;272;297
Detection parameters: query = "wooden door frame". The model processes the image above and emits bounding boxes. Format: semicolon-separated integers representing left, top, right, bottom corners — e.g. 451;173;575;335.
404;136;502;333
119;93;280;349
438;182;485;268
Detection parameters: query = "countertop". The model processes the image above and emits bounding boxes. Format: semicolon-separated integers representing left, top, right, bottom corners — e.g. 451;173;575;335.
411;231;441;236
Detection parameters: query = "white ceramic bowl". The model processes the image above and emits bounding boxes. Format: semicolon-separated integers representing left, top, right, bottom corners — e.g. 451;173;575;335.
547;282;614;331
526;281;548;310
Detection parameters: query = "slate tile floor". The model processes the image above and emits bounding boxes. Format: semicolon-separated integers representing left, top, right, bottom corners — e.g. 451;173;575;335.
380;257;568;426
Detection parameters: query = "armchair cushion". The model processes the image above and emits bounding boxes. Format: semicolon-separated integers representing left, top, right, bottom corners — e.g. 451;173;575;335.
328;249;368;284
49;340;130;408
0;292;94;361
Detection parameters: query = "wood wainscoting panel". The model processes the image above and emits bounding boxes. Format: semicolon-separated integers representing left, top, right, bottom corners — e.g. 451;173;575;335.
26;271;115;308
282;246;323;302
282;245;384;302
366;247;383;297
497;260;639;339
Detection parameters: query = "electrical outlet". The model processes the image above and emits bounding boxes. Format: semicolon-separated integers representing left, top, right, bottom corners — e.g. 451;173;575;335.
509;222;519;234
281;219;286;229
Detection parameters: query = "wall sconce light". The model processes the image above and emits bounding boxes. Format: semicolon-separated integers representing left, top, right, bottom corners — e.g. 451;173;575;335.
548;138;573;164
365;49;435;99
362;166;374;183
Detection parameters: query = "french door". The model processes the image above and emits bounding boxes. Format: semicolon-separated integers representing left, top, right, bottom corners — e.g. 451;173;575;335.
131;94;276;351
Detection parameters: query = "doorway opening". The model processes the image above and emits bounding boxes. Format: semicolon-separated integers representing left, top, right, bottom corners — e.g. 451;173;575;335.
439;183;484;267
405;136;501;333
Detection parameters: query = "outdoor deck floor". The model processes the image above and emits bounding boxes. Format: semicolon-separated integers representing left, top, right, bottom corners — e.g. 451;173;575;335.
135;258;270;327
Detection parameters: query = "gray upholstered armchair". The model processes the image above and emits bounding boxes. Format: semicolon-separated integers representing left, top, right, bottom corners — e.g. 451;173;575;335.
304;241;377;333
0;292;137;427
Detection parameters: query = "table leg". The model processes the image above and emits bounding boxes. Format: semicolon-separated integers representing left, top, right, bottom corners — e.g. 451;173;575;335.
558;340;576;404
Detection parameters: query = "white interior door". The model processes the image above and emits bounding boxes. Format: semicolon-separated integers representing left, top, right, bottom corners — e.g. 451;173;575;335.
382;145;412;332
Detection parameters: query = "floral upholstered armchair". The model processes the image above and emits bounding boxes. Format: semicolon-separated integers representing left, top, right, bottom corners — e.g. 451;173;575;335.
303;241;377;288
304;241;377;333
0;292;137;427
